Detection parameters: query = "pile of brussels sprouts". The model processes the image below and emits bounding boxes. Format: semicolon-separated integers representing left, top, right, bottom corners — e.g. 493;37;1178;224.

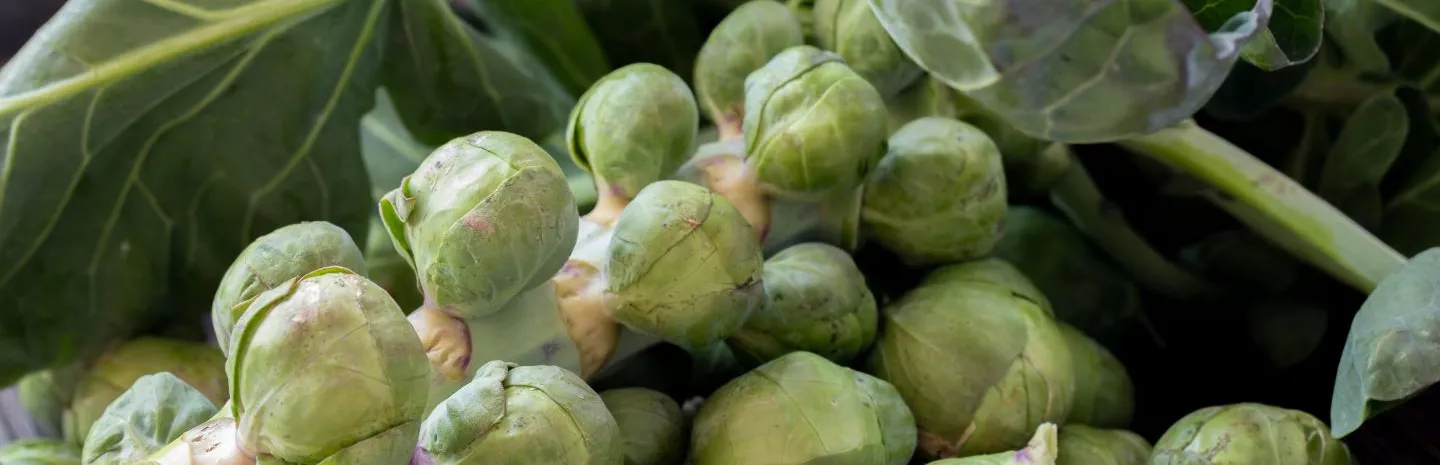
0;1;1358;464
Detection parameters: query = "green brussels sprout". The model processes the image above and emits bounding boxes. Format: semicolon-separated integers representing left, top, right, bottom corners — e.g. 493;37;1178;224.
865;259;1075;459
380;131;580;320
787;0;817;40
1152;403;1352;465
81;373;218;465
18;364;83;437
413;361;623;465
567;64;699;225
365;216;423;312
861;117;1007;266
813;0;923;97
691;351;917;465
225;266;428;464
1055;425;1150;465
63;338;227;446
606;181;765;349
601;388;687;465
1058;324;1134;429
992;207;1141;342
211;221;366;353
694;0;804;139
727;242;877;365
743;45;888;201
926;424;1058;465
1247;299;1328;369
887;75;960;133
0;439;81;465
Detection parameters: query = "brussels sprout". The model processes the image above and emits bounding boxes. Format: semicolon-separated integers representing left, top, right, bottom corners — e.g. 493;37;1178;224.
861;117;1007;266
992;207;1141;342
601;388;687;465
887;75;960;133
380;131;580;320
926;424;1058;465
691;351;916;465
865;259;1075;459
694;0;804;139
365;216;423;312
18;365;83;437
727;243;877;365
813;0;923;96
63;338;227;446
81;373;218;465
0;439;81;465
1153;403;1352;465
1055;425;1150;465
1058;324;1134;429
211;221;366;353
567;64;699;225
224;266;428;464
606;181;765;349
744;45;888;201
413;361;623;465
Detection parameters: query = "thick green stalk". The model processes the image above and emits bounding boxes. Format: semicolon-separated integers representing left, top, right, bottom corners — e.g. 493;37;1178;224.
1118;120;1406;293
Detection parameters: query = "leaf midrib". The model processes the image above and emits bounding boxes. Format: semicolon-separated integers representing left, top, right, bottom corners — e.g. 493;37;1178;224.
0;0;345;117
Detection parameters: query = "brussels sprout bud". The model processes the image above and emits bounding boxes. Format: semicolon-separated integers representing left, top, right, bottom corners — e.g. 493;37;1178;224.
694;0;804;139
865;259;1074;459
380;131;580;321
606;181;765;349
601;388;687;465
82;373;218;465
727;243;877;365
691;351;917;465
414;361;623;465
567;64;699;225
0;439;80;465
813;0;923;97
887;75;960;133
227;267;428;464
861;117;1007;266
18;365;82;438
211;221;365;354
743;45;887;201
926;424;1059;465
64;338;227;446
1055;425;1150;465
992;207;1141;342
1153;403;1352;465
1058;324;1135;429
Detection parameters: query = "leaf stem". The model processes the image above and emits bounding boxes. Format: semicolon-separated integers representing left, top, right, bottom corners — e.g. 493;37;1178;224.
1041;144;1231;301
1117;120;1406;293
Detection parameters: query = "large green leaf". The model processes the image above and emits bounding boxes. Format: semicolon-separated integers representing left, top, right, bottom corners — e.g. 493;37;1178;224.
1183;0;1324;70
360;88;429;200
0;0;385;384
384;0;575;146
574;0;704;83
451;0;612;96
1373;0;1440;34
867;0;1272;143
1332;247;1440;437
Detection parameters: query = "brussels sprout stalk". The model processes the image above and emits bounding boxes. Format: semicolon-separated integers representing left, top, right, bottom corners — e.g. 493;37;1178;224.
1118;120;1407;292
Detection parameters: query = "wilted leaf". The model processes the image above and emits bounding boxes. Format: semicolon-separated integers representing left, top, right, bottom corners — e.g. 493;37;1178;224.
0;0;384;384
867;0;1272;143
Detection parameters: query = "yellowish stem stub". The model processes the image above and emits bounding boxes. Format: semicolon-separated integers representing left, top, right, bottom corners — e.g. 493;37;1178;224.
553;260;620;379
699;153;771;240
407;306;471;382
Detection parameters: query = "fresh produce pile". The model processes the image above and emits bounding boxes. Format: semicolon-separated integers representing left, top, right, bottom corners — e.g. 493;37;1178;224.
3;0;1440;463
